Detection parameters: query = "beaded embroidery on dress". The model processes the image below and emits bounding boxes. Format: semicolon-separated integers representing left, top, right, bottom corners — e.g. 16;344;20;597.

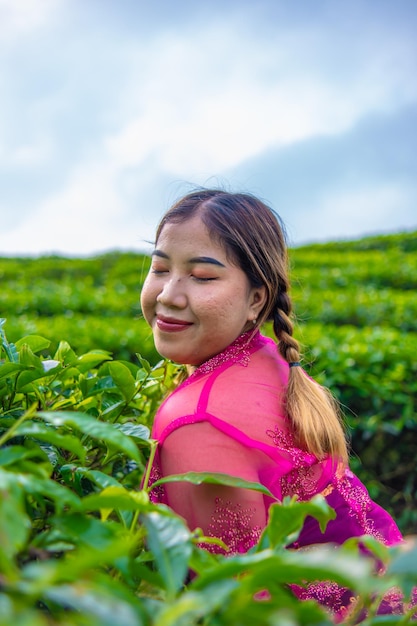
205;497;262;554
190;330;262;377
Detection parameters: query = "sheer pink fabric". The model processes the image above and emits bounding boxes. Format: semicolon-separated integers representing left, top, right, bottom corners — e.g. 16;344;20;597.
148;331;407;617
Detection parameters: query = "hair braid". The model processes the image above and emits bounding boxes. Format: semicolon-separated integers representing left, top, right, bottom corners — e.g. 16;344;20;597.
271;288;348;463
272;289;300;364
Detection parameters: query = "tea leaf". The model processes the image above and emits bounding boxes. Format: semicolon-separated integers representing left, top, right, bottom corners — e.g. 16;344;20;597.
152;471;277;499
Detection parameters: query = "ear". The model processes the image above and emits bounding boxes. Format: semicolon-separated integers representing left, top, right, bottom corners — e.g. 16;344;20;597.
248;285;267;321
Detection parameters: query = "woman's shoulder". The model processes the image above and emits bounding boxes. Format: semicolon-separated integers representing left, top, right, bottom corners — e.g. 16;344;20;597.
203;337;289;427
153;332;289;437
233;333;289;384
188;330;266;378
193;332;288;394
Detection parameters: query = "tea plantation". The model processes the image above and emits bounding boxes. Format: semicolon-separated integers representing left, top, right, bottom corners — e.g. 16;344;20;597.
0;230;416;624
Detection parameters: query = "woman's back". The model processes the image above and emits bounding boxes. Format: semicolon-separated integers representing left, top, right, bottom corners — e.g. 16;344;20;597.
149;331;402;552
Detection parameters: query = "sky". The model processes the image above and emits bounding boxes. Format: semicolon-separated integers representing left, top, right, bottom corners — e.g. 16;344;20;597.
0;0;416;257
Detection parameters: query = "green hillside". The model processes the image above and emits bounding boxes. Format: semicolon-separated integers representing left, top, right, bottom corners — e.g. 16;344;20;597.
1;230;416;533
1;231;416;624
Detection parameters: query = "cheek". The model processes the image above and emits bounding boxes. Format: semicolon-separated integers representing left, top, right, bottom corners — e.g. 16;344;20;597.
202;288;247;319
140;278;156;320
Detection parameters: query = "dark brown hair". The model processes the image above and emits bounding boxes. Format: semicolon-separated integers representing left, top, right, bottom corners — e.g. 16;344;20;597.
156;188;348;462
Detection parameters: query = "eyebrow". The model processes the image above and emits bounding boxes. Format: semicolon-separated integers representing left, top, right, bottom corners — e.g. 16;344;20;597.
152;250;226;267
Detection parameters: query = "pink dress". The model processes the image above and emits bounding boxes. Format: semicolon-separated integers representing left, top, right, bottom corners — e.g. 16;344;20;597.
148;331;407;617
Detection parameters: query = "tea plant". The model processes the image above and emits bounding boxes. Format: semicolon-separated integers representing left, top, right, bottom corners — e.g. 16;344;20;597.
1;321;417;625
1;229;416;533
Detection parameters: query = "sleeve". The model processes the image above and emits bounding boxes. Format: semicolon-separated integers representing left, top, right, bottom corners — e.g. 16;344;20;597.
160;421;268;554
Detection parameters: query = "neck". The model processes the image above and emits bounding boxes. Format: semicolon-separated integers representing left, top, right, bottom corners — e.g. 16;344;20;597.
184;328;260;377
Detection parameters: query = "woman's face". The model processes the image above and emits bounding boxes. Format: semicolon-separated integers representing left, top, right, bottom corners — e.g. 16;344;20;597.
140;214;265;366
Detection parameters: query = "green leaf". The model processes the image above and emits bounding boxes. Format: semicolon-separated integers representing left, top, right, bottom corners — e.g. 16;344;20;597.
13;422;86;463
44;581;146;626
82;486;151;514
0;445;46;468
260;496;336;549
0;320;19;363
141;511;193;598
0;468;81;513
73;350;113;373
53;340;77;365
0;477;31;560
60;464;124;490
37;411;141;463
108;362;137;402
387;540;417;595
21;533;135;586
15;335;51;353
154;581;237;626
18;344;44;371
51;512;119;550
152;471;277;499
0;603;49;626
136;354;151;374
0;362;23;380
192;546;375;594
15;370;49;392
115;422;150;442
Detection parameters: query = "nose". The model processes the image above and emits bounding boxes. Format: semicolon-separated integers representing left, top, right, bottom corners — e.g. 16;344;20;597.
156;276;187;309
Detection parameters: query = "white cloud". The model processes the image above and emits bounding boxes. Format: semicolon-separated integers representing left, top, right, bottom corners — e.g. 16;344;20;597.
7;139;53;167
296;183;417;243
0;0;64;42
1;2;416;255
0;160;133;256
104;19;417;181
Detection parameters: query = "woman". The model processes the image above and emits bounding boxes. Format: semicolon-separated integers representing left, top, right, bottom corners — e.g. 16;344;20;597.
140;188;405;617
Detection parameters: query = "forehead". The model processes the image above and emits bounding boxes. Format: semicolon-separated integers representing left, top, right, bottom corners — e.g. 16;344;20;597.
157;215;225;253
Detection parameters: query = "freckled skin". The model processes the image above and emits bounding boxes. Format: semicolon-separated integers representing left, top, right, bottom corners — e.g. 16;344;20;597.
140;215;266;366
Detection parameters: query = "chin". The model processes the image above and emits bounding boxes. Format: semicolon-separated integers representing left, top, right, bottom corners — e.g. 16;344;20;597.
166;352;201;367
155;347;187;365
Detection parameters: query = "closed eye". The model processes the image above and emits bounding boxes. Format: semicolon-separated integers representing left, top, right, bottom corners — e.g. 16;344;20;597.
151;268;169;275
192;275;217;282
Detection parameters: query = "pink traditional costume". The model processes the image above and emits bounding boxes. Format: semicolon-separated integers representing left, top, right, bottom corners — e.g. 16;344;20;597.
148;330;408;617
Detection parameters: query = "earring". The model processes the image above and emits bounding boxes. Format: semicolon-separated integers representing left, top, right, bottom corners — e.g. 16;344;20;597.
252;318;257;325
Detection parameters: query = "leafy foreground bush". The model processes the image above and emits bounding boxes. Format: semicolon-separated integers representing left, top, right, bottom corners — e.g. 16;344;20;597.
1;321;416;625
297;322;417;534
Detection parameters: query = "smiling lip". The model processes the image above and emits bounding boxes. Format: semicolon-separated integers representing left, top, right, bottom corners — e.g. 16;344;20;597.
156;315;193;333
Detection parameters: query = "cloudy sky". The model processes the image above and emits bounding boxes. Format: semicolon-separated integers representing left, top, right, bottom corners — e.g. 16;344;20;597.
1;0;416;256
